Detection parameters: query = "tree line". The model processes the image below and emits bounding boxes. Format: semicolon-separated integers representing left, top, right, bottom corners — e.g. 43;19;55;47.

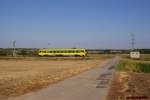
0;48;38;56
0;48;150;56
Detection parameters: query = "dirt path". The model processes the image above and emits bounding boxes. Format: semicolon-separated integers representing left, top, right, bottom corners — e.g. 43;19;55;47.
0;59;108;100
11;57;120;100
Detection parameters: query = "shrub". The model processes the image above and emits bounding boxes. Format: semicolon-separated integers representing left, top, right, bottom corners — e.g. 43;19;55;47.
117;60;150;73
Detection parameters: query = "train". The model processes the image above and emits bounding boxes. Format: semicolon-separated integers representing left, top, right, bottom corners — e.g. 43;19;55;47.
38;48;87;57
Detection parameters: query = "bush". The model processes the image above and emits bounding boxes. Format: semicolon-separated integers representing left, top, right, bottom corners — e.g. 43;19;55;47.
117;60;150;73
137;63;150;73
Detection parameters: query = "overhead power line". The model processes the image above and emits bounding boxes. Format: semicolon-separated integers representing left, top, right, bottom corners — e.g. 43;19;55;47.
131;33;135;50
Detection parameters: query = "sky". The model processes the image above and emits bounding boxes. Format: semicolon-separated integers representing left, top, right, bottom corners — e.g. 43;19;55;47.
0;0;150;49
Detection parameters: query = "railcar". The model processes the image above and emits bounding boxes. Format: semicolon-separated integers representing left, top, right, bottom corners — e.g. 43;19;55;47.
38;48;87;57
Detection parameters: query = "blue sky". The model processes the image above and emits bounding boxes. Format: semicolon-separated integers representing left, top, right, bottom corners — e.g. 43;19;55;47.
0;0;150;49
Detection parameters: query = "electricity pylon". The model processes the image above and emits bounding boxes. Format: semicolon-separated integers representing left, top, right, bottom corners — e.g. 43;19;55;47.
12;40;16;57
131;33;135;51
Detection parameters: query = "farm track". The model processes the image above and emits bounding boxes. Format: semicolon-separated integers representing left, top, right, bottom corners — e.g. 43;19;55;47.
0;58;109;100
12;57;119;100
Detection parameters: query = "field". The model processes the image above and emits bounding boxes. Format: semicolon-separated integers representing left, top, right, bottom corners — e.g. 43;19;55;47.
0;55;109;100
107;58;150;100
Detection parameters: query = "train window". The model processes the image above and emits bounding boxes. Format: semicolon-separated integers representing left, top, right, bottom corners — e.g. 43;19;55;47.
64;51;67;53
43;51;46;53
59;51;63;53
68;51;72;53
48;51;52;53
76;51;79;53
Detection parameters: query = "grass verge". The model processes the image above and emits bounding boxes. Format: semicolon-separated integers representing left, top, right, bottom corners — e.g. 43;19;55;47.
107;59;150;100
117;60;150;73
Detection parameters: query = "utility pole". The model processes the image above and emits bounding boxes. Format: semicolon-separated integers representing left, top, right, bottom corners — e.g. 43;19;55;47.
130;33;140;59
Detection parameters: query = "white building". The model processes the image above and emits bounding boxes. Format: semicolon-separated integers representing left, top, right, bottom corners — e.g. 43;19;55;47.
130;51;140;59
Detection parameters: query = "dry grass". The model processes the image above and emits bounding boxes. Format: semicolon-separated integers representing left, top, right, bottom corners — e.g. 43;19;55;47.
107;58;150;100
0;59;109;99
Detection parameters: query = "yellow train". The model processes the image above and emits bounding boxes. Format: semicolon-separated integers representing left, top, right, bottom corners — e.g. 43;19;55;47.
38;48;87;57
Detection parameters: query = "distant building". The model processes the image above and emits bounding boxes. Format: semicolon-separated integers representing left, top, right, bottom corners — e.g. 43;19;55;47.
110;50;122;54
130;51;140;59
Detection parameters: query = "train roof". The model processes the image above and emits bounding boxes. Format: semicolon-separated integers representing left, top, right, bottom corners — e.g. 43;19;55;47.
39;48;86;51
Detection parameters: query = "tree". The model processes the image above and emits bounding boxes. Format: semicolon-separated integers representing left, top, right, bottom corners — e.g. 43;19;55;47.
20;49;27;56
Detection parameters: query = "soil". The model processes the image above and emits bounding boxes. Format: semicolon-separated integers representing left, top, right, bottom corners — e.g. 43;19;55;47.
107;72;150;100
0;59;108;100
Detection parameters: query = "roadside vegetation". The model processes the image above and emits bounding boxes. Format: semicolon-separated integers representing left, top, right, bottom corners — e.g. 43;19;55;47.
107;59;150;100
117;60;150;73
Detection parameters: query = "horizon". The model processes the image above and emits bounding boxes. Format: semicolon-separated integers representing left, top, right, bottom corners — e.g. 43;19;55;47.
0;0;150;49
1;47;150;50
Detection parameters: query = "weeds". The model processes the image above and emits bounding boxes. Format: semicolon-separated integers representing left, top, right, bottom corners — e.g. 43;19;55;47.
117;60;150;73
